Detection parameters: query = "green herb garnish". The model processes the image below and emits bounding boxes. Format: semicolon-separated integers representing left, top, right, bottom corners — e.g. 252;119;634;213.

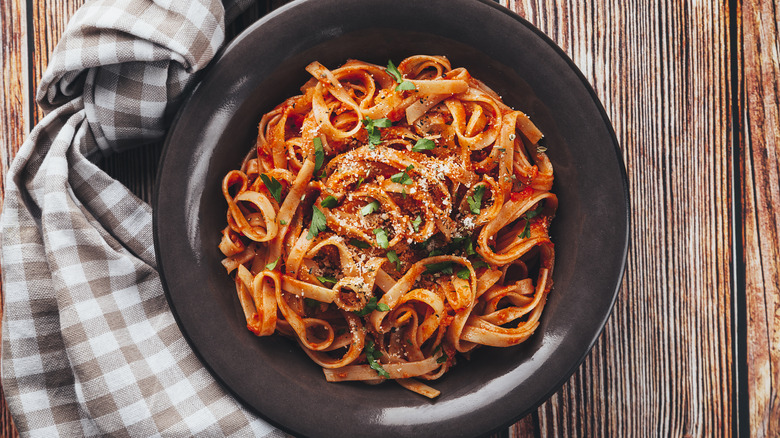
365;339;391;378
320;195;338;208
425;261;455;275
265;257;280;271
259;174;283;203
411;215;423;232
456;267;470;279
316;275;337;285
362;117;392;145
313;136;324;172
349;239;371;249
373;228;389;248
412;138;435;152
526;204;544;219
360;200;380;216
354;296;391;317
307;206;327;239
390;165;414;185
396;81;417;91
386;250;402;271
472;260;490;269
467;184;486;215
518;204;544;239
465;239;476;255
386;60;416;91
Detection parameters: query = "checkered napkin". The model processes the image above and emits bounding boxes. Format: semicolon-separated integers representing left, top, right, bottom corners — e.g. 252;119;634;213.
1;1;287;436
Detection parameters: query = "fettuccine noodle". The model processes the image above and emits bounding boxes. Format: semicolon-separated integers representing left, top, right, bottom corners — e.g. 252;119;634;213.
219;56;557;398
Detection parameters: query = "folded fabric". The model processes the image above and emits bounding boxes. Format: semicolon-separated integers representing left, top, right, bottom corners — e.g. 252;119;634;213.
1;0;285;436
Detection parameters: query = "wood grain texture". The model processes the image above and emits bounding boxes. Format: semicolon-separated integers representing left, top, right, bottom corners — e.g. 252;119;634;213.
740;0;780;436
27;0;85;124
0;0;27;435
502;0;736;436
0;0;29;181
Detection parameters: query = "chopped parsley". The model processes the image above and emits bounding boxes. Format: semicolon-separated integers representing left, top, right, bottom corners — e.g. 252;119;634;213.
320;195;338;208
307;205;327;239
528;203;544;223
316;275;337;285
425;261;455;275
472;260;490;269
259;174;283;203
396;81;417;91
390;165;414;185
465;238;476;255
362;117;392;145
467;184;486;214
448;236;469;251
456;267;470;279
386;60;416;91
313;137;324;172
364;339;391;378
428;248;444;257
280;219;287;225
411;215;423;232
518;204;544;239
430;236;476;257
360;200;380;216
386;250;402;271
373;228;389;248
353;296;391;317
412;138;435;152
349;239;371;249
265;257;280;271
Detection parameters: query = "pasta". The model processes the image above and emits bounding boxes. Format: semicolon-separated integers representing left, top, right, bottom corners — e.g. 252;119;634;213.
218;55;557;398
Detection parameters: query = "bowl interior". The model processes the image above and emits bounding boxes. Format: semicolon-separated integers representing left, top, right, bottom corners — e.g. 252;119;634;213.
155;1;628;437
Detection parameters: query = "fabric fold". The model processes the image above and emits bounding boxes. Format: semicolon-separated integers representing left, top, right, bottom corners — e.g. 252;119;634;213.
1;0;283;436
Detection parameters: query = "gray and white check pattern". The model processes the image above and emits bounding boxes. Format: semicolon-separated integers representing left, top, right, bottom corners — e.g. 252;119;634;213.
1;0;286;436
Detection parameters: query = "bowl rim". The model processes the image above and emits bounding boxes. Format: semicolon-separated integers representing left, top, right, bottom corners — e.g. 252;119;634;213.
153;0;631;436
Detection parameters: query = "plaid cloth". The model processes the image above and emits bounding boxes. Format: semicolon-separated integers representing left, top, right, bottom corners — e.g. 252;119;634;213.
1;0;287;436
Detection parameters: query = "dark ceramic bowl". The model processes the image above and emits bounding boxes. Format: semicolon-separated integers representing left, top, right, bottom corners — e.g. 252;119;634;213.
154;0;629;437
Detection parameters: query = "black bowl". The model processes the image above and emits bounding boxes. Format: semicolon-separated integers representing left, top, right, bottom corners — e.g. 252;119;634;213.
154;0;629;437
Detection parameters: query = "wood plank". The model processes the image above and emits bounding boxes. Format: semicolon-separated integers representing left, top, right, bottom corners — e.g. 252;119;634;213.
740;0;780;436
3;0;763;437
0;0;28;435
503;0;736;435
0;0;29;173
27;0;86;125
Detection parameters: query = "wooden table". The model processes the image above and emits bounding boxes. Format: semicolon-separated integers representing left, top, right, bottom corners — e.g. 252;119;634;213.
2;0;778;436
